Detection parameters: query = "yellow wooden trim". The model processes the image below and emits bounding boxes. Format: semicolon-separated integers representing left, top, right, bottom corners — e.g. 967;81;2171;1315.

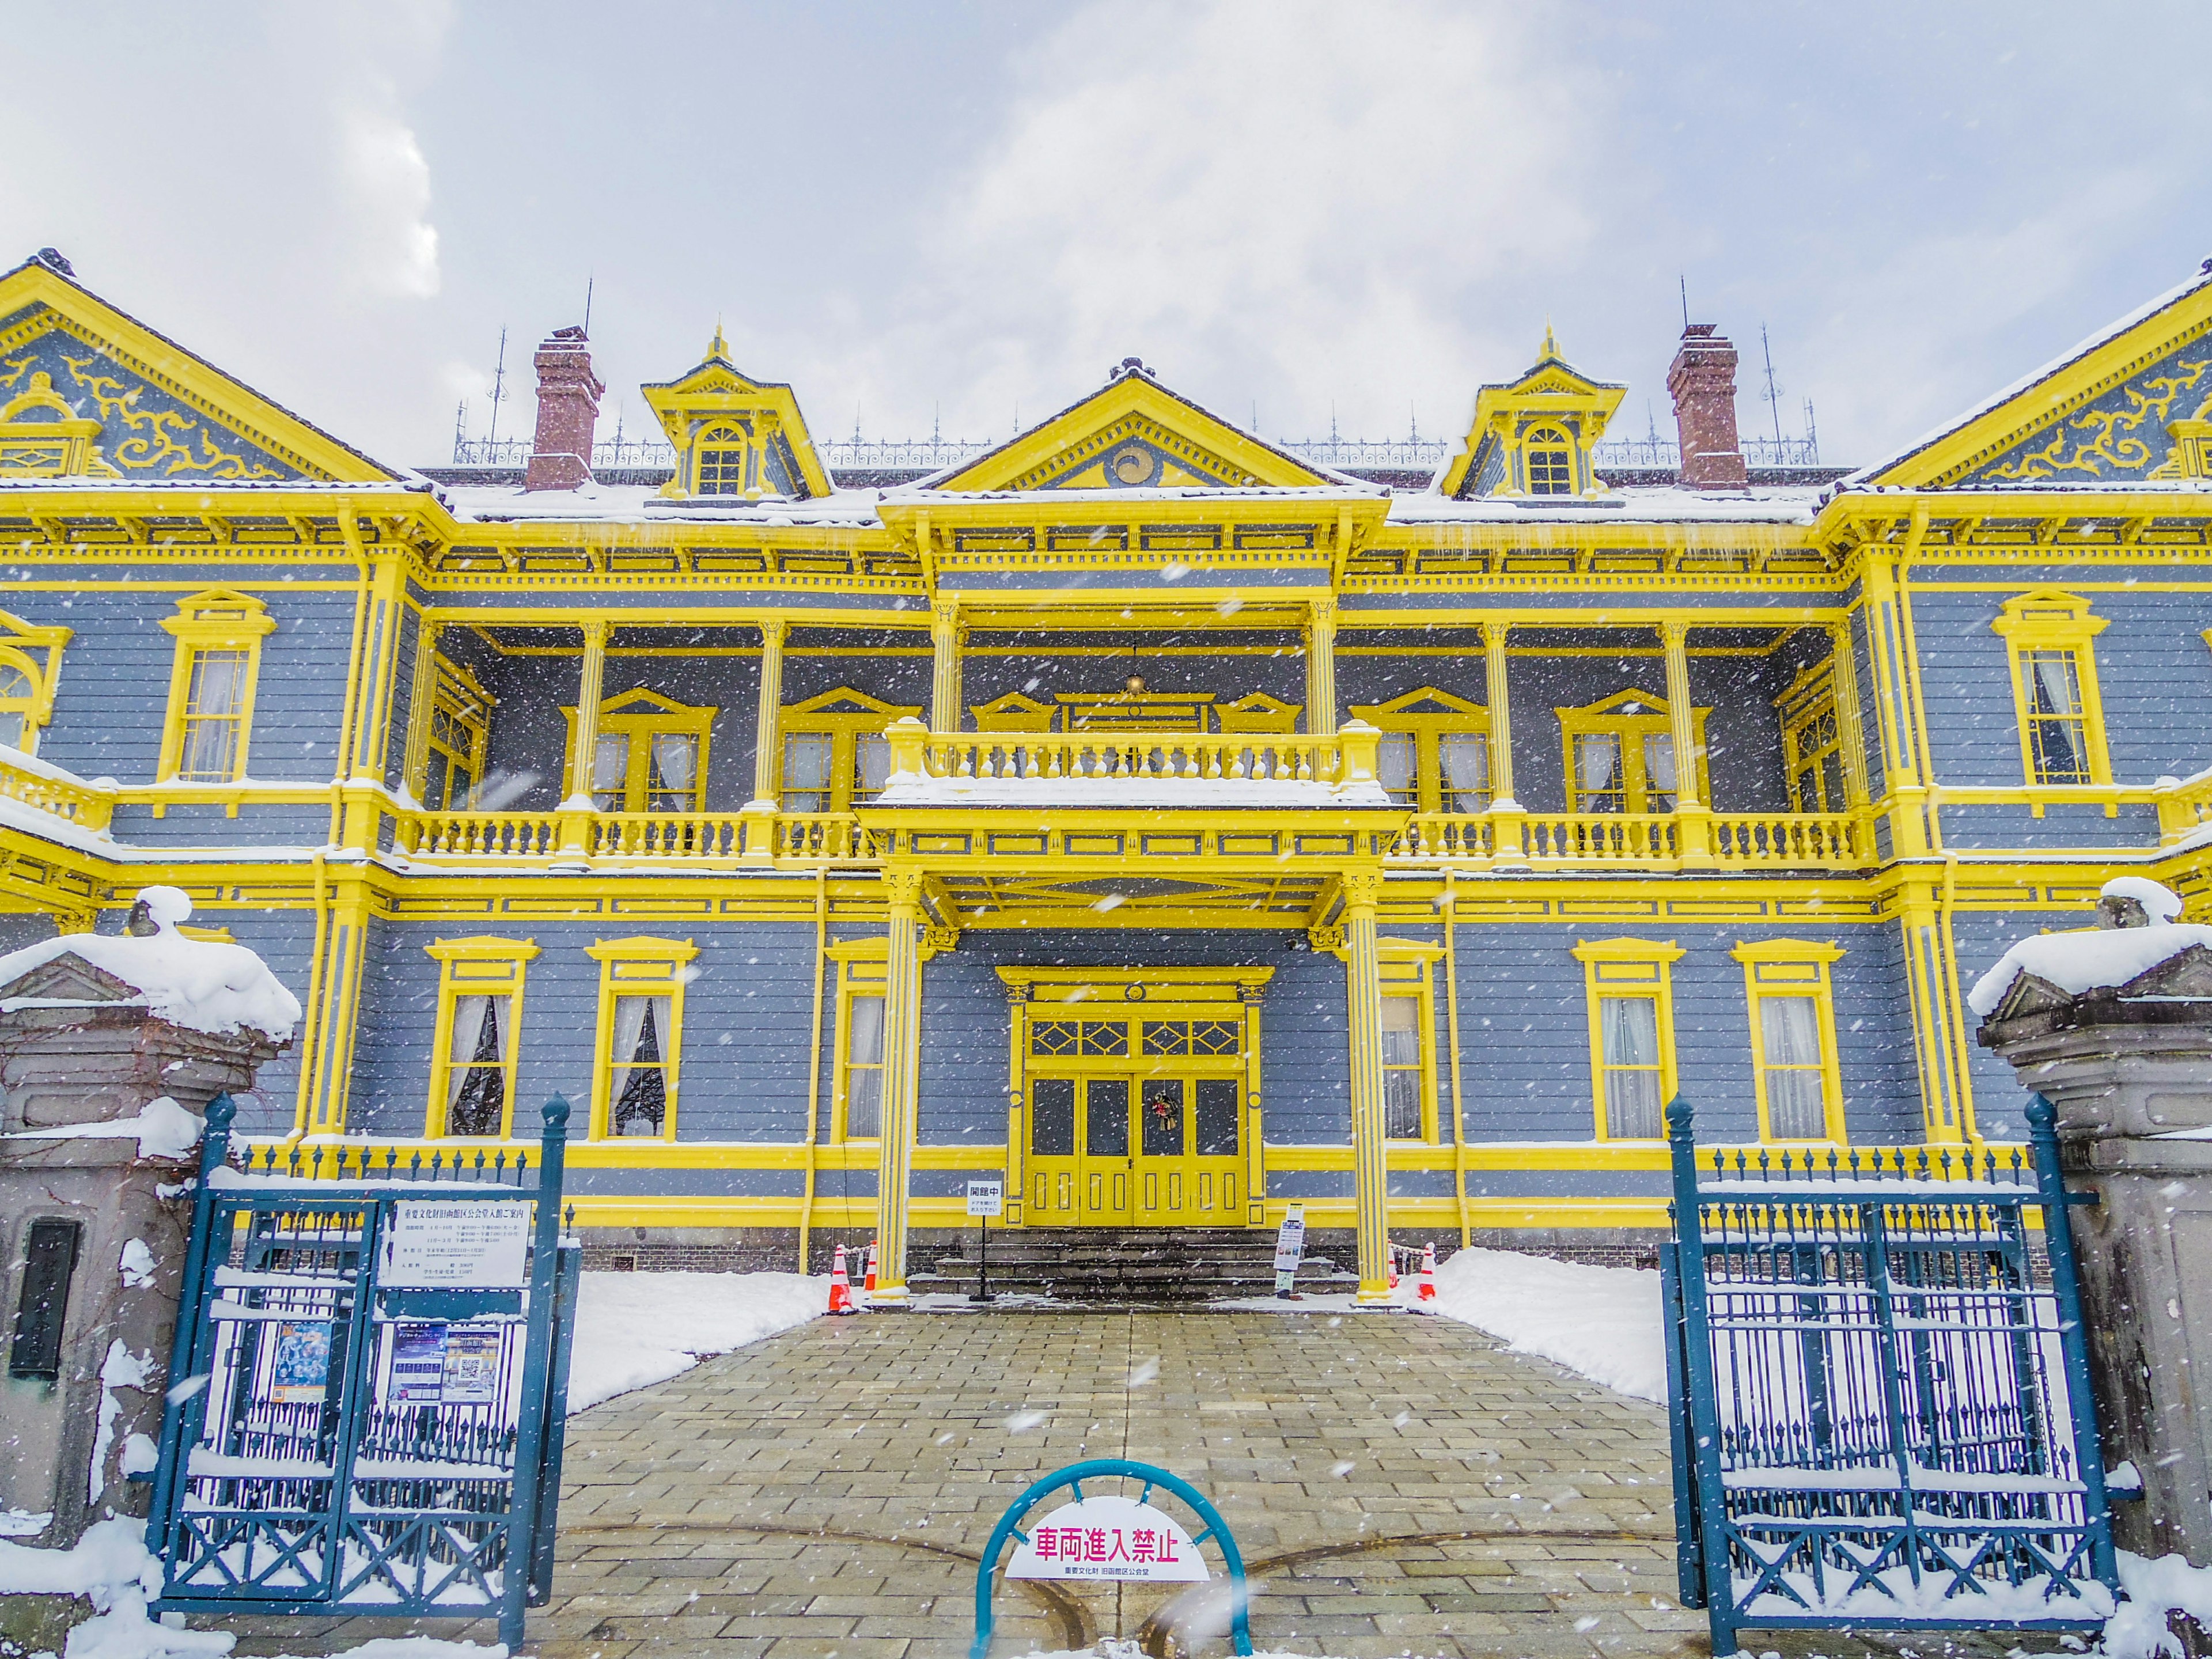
423;935;539;1139
1991;589;2113;788
559;687;717;809
1570;937;1681;1142
584;935;697;1142
1729;939;1848;1144
156;588;275;787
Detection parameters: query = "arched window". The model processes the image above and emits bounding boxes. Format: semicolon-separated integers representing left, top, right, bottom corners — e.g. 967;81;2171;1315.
694;425;748;495
1524;426;1573;495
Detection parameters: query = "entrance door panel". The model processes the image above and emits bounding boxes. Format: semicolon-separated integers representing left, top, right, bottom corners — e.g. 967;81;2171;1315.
1084;1079;1132;1224
1136;1075;1243;1224
1028;1076;1131;1225
1029;1078;1077;1219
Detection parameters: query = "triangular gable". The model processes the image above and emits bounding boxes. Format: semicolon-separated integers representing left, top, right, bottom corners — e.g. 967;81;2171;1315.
1859;266;2212;489
0;952;141;1006
1439;332;1626;499
1350;685;1487;721
0;252;398;484
785;687;920;719
932;363;1328;493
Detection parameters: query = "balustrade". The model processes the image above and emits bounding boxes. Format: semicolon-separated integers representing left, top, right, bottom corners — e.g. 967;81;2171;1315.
1388;808;1872;870
393;808;872;865
882;717;1382;794
0;751;114;832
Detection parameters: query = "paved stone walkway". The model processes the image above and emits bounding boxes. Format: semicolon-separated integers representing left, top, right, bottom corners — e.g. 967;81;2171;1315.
226;1310;2084;1659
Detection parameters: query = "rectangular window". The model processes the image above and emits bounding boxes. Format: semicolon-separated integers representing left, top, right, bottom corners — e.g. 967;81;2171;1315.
1574;733;1624;813
696;445;746;494
1759;997;1829;1140
1574;938;1681;1141
1641;734;1678;812
646;733;699;811
587;938;694;1140
1380;994;1423;1139
1440;732;1490;813
1527;446;1572;494
1376;733;1416;805
177;649;249;781
607;995;673;1136
844;993;884;1139
1598;995;1663;1139
1195;1078;1240;1156
853;733;893;805
443;995;508;1137
424;938;535;1139
2022;650;2091;785
592;731;629;810
783;733;834;813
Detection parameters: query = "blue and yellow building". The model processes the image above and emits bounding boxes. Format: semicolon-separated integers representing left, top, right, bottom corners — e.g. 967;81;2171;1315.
1;244;2207;1301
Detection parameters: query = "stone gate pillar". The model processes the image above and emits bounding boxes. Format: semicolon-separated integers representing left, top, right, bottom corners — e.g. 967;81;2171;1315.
0;888;294;1551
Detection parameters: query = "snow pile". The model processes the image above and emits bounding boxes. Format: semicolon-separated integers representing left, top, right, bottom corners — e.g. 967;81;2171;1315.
2101;1550;2212;1657
1428;1247;1666;1403
0;887;300;1040
88;1342;157;1504
565;1270;826;1411
7;1097;203;1161
1969;923;2212;1016
0;1517;230;1659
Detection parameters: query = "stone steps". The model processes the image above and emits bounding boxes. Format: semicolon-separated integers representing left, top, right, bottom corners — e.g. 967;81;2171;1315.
907;1227;1357;1304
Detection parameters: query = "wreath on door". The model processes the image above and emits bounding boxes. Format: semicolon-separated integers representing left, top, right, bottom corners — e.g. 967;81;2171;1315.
1146;1089;1181;1134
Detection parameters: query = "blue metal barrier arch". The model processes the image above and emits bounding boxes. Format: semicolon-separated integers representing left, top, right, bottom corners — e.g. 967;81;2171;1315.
972;1459;1252;1659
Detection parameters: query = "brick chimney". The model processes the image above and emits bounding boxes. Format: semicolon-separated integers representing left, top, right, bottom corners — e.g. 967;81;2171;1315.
1666;323;1749;491
524;325;604;491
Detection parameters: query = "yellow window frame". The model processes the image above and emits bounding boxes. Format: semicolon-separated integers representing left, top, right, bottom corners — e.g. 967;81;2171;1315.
585;936;697;1141
1520;423;1575;495
423;937;539;1139
1570;938;1683;1142
1377;941;1444;1143
780;687;923;813
1558;688;1710;813
1348;687;1491;814
419;657;495;810
560;687;717;812
692;422;750;496
1775;660;1850;813
1730;940;1846;1144
1991;590;2112;791
157;589;275;786
827;939;889;1143
0;609;71;757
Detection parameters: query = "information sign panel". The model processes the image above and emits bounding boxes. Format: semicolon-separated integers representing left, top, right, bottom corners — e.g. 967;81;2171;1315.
381;1200;531;1287
967;1179;1005;1218
1272;1203;1306;1296
1005;1494;1208;1582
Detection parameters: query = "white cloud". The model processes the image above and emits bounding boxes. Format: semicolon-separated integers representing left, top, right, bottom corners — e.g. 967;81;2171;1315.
812;0;1601;443
339;100;441;301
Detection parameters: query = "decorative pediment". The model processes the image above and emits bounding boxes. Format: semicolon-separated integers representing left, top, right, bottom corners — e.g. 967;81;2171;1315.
1350;685;1486;722
0;252;396;483
592;687;713;720
0;952;141;1007
1440;329;1626;500
1214;691;1302;733
1862;266;2212;489
1984;944;2212;1026
931;363;1328;493
639;328;831;501
971;691;1056;732
785;687;917;719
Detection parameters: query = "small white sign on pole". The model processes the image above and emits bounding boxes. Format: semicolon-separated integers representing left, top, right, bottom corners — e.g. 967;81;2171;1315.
380;1201;532;1288
967;1179;1004;1218
1006;1494;1209;1582
1272;1203;1307;1296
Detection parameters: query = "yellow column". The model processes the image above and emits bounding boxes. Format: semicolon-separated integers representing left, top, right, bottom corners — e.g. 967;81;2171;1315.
560;620;611;851
304;872;372;1135
1661;620;1713;865
399;615;442;803
1342;869;1392;1304
1306;596;1338;736
1827;619;1872;808
1898;874;1973;1145
1480;619;1527;863
873;869;926;1301
930;601;962;732
747;618;788;809
1859;544;1931;856
340;548;407;850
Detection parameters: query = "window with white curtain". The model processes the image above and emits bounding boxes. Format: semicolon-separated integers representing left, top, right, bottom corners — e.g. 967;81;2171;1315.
1440;732;1490;812
1641;733;1677;812
1375;733;1417;805
649;733;698;810
853;733;893;805
2022;649;2091;784
843;993;885;1138
1575;733;1623;813
1759;997;1830;1139
783;733;834;812
1599;995;1663;1138
444;996;507;1137
608;995;673;1137
1380;995;1424;1138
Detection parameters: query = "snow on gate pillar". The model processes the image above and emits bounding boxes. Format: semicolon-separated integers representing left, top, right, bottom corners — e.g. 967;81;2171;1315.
1340;869;1393;1304
0;887;296;1553
872;869;926;1301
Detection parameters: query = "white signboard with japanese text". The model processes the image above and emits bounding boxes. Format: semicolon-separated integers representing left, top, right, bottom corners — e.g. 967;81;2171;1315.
380;1201;531;1288
1005;1494;1208;1582
1272;1203;1307;1294
967;1179;1004;1218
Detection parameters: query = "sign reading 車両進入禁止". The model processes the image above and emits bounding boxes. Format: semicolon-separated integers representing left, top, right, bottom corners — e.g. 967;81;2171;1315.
1005;1494;1208;1582
380;1200;532;1287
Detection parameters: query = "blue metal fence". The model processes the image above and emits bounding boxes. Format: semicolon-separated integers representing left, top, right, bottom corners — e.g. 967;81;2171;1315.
1661;1095;2118;1656
145;1096;579;1649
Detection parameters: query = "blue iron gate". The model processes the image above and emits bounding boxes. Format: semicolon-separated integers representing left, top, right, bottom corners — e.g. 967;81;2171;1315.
145;1095;578;1649
1661;1095;2118;1657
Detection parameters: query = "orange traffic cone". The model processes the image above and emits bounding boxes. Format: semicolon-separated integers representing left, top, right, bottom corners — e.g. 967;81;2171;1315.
863;1238;879;1298
828;1243;856;1315
1387;1246;1399;1291
1418;1241;1438;1306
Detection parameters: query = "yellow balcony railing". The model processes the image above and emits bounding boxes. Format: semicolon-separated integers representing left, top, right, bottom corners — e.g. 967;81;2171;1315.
392;808;876;865
0;749;115;832
2156;770;2212;846
879;715;1385;797
1390;807;1873;871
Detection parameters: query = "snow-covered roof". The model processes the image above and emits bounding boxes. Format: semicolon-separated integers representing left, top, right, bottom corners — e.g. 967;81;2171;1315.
437;480;888;527
1384;486;1826;527
1968;924;2212;1018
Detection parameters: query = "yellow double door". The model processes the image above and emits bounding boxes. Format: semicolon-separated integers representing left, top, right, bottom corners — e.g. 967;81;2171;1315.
1027;1069;1244;1226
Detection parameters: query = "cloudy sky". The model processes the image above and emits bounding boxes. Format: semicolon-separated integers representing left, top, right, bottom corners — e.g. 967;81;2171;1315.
6;1;2206;472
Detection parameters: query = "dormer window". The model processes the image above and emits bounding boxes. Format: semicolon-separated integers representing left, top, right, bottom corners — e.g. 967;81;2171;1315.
694;427;748;495
1525;427;1573;494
